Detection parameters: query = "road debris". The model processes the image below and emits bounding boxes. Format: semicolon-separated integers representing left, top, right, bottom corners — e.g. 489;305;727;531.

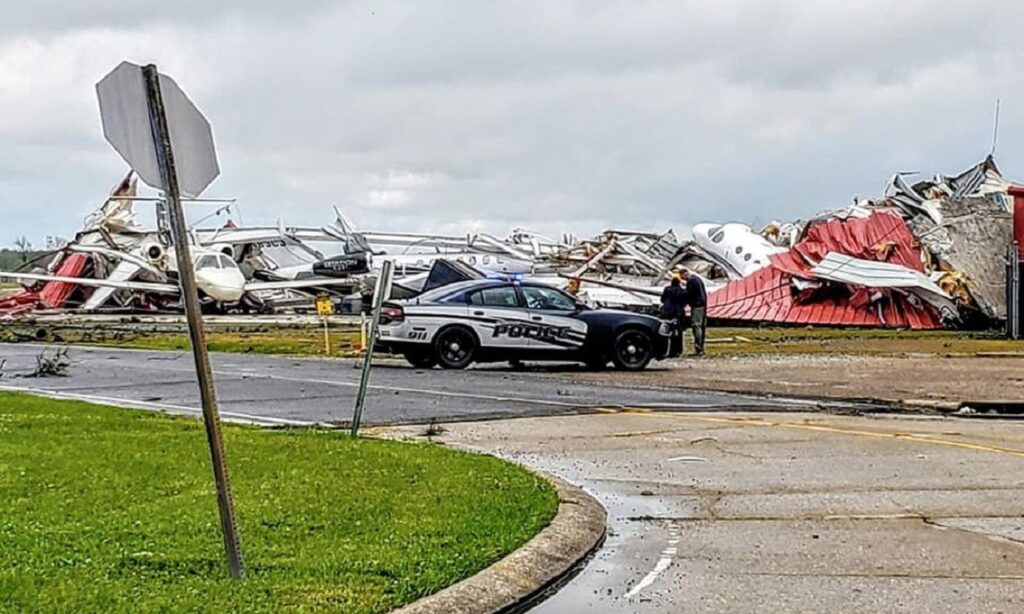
689;436;719;444
26;348;71;378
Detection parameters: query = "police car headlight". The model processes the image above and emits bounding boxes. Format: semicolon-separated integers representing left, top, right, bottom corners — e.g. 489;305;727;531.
658;322;672;336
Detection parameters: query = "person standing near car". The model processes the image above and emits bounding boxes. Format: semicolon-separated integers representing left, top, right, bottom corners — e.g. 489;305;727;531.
679;269;707;356
660;273;688;356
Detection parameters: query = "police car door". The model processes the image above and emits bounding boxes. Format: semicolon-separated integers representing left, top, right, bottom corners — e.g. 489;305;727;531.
520;285;588;352
466;284;532;349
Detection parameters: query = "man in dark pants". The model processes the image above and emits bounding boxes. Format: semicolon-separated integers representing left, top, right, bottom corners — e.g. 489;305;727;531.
679;269;707;356
660;273;687;357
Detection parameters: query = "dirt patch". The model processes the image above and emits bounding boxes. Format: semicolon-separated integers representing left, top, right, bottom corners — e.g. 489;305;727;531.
703;327;1022;357
569;354;1024;407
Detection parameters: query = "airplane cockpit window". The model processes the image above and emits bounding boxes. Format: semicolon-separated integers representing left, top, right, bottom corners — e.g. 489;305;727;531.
196;255;220;269
218;255;238;269
710;227;725;243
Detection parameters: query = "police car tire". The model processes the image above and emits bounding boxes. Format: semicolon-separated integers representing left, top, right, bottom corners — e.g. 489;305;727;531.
434;326;478;370
404;351;437;369
611;328;653;371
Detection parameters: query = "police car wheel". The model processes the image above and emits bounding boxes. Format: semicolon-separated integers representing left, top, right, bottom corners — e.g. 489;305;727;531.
434;326;477;370
611;329;653;371
404;351;437;369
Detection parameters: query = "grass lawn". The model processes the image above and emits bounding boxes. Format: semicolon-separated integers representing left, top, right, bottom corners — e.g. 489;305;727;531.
104;329;364;358
1;326;365;358
0;392;558;612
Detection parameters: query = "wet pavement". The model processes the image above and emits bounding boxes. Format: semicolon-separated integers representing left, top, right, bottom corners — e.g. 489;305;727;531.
0;343;812;426
380;411;1024;612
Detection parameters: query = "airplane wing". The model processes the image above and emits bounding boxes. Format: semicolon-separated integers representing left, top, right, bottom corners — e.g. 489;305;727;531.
0;271;179;294
195;227;295;244
244;277;359;292
82;261;143;310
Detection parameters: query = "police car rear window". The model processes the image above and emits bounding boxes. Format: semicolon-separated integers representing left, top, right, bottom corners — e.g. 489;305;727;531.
468;287;519;307
521;286;576;310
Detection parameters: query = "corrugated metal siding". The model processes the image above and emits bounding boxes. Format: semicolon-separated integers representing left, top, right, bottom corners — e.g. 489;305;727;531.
39;253;90;309
707;212;942;329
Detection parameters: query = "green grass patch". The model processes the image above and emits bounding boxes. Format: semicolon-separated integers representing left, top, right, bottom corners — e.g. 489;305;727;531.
0;392;557;612
105;330;364;358
0;327;366;358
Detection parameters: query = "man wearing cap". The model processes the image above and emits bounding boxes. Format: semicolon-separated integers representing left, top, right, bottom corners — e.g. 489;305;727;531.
679;269;707;356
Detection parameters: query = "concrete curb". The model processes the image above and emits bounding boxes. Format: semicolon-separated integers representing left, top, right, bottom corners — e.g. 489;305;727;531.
395;474;607;614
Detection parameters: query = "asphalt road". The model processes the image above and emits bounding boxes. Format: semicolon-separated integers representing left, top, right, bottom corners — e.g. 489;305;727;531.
382;411;1024;613
0;343;810;426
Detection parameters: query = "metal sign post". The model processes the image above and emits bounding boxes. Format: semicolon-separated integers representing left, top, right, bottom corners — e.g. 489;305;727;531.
351;260;394;437
97;62;245;579
142;64;245;579
1008;242;1021;340
316;295;334;354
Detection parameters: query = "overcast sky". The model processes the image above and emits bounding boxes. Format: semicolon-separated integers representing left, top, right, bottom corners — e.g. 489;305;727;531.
2;1;1023;247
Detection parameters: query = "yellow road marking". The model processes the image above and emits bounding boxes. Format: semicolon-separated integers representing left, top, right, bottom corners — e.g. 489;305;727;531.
618;411;1024;459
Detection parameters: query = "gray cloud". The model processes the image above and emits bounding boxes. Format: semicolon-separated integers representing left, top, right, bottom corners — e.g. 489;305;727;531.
2;0;1023;246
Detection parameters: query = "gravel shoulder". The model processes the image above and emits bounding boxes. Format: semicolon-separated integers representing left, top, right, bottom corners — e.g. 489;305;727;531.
564;354;1024;408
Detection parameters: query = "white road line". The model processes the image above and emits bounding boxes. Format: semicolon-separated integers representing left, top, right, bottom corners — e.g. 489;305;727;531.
54;356;603;410
2;343;798;412
0;384;314;427
2;351;592;411
624;556;673;598
624;528;680;599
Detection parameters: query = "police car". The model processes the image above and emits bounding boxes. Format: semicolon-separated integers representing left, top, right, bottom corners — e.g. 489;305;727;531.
377;279;680;370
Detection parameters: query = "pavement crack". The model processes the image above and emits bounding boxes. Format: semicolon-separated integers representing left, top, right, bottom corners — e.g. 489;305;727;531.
923;516;1024;547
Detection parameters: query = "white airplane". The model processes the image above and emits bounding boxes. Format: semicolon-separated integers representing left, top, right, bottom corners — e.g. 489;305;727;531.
691;222;787;279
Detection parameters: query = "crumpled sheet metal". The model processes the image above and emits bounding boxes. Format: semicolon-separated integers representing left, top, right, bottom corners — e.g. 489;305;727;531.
707;263;942;329
909;195;1011;319
39;253;90;308
0;252;90;314
809;252;956;317
708;211;944;330
774;211;924;277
